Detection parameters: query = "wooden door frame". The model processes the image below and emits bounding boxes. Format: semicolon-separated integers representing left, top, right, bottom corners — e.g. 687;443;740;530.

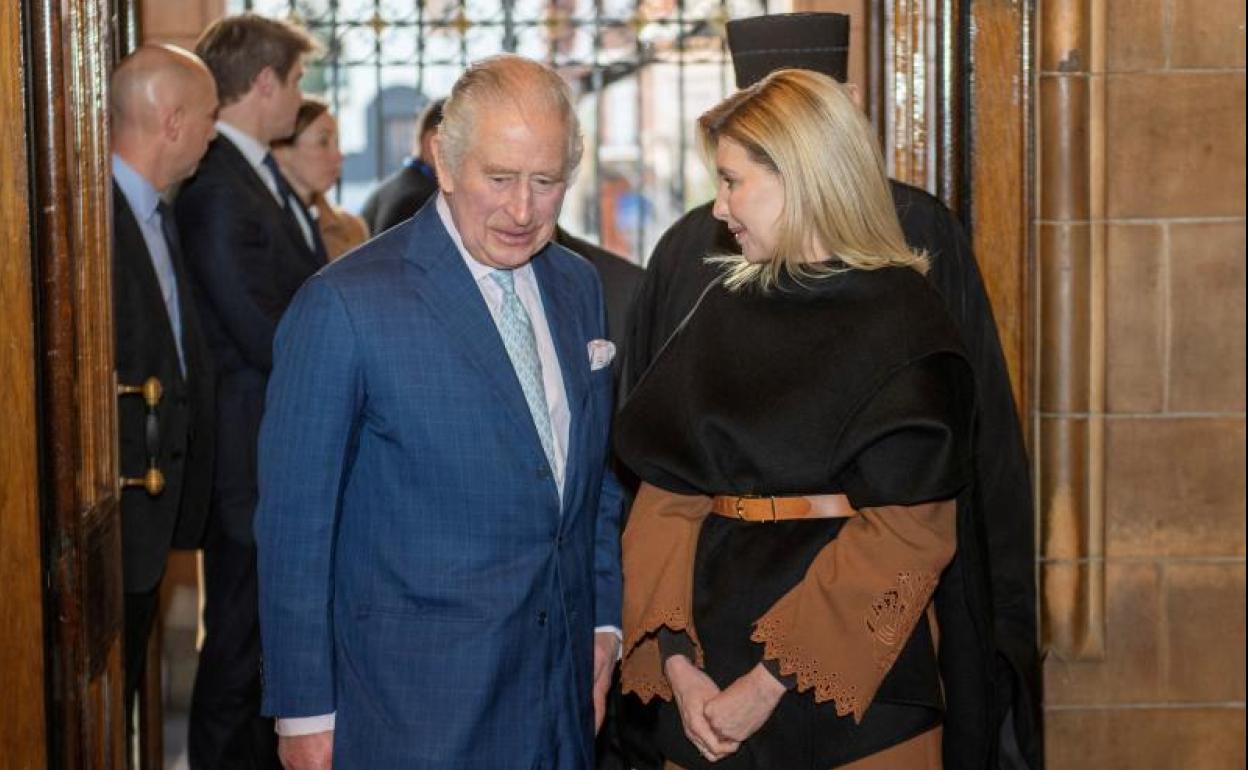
873;0;1033;423
28;0;126;766
0;0;49;760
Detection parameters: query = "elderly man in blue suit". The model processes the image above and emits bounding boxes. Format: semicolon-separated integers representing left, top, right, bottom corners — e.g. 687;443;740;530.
255;55;624;770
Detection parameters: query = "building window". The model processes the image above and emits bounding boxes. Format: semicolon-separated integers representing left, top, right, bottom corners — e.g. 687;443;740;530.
230;0;779;262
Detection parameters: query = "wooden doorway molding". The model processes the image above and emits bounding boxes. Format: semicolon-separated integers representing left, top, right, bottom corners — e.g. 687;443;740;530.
0;0;49;760
871;0;1033;420
28;0;127;765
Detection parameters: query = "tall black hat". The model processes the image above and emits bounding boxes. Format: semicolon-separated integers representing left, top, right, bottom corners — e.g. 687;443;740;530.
725;13;851;88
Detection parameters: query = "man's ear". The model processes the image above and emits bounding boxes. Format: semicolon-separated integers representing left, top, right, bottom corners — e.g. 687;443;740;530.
253;66;277;97
429;133;453;193
163;105;184;142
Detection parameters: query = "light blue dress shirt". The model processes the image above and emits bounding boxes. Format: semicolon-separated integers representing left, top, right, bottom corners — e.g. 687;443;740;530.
112;154;185;374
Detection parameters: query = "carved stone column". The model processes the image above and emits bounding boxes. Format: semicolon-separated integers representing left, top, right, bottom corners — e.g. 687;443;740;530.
1037;0;1106;660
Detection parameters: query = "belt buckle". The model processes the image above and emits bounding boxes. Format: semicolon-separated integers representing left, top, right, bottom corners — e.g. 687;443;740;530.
735;495;778;523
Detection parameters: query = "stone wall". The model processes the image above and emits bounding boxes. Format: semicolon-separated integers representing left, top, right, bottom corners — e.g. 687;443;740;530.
1039;0;1245;766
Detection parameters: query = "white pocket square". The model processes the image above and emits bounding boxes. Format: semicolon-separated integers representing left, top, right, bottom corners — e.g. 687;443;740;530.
588;339;616;371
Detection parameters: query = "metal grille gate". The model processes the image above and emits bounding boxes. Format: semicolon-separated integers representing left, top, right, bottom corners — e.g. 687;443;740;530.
232;0;774;262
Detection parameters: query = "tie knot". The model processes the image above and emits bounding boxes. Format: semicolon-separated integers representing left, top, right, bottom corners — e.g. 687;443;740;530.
491;270;518;296
262;152;280;175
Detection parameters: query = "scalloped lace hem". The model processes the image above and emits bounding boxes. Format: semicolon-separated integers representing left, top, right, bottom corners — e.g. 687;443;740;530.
623;606;694;656
622;608;701;704
751;617;861;718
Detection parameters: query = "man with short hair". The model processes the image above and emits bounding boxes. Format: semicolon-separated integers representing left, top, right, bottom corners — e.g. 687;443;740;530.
174;13;319;769
361;97;445;235
360;98;643;355
255;54;624;770
617;13;1041;770
110;43;218;715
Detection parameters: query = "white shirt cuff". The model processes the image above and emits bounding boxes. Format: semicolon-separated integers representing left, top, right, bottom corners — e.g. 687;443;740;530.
595;625;623;660
275;713;336;736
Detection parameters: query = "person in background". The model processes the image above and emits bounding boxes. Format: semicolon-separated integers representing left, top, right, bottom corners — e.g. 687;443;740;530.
110;42;218;725
271;95;367;260
617;13;1040;770
174;13;319;769
361;97;444;234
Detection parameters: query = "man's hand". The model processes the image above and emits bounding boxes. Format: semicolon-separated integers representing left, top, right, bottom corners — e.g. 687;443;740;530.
664;655;740;762
592;631;621;734
277;730;334;770
703;663;786;744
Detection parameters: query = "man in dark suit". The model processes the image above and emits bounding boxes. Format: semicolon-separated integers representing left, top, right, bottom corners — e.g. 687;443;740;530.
110;43;218;715
361;97;445;235
617;13;1041;770
255;55;623;770
174;13;319;770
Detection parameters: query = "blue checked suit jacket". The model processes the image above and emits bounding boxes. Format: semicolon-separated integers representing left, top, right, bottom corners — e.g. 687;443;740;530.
255;200;624;769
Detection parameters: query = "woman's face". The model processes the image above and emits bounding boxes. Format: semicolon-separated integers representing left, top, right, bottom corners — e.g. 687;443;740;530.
276;111;343;197
711;136;785;264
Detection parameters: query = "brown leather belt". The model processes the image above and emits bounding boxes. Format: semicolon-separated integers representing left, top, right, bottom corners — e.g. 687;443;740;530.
709;494;858;523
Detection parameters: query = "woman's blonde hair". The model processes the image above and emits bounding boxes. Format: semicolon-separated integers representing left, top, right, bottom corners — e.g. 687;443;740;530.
697;68;927;290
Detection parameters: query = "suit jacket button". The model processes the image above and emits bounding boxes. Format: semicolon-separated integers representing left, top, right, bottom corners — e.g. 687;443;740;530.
537;611;548;626
536;466;550;479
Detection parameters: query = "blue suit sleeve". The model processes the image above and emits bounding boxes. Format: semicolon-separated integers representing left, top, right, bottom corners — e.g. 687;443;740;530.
255;275;363;718
594;466;624;629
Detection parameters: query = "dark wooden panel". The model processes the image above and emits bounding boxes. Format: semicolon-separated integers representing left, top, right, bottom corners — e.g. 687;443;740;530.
967;0;1033;421
0;0;48;763
29;0;125;765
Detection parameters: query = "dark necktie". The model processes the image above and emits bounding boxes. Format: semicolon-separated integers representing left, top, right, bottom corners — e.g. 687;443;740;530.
262;152;329;263
154;200;187;374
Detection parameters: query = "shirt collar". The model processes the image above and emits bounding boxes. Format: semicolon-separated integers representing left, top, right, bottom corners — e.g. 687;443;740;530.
214;120;271;170
111;154;162;223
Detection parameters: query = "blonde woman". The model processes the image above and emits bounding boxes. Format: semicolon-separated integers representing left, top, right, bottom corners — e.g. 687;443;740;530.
271;96;368;260
616;69;986;769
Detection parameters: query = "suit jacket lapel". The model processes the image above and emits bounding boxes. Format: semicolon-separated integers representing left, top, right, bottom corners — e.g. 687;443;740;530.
113;184;186;387
402;208;556;482
531;248;590;513
213;138;320;268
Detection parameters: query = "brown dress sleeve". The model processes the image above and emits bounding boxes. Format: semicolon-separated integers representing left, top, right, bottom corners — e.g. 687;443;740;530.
620;482;712;703
750;499;957;722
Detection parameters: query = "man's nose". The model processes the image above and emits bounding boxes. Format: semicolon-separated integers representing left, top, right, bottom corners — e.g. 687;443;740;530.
506;183;533;225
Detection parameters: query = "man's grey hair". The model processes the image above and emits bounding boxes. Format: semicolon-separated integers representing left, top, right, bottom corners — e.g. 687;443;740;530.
438;55;583;178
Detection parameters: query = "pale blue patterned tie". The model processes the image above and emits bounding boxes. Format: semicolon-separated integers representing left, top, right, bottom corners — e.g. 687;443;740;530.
491;270;557;476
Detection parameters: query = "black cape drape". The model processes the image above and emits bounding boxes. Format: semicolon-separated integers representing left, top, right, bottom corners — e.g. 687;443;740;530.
614;180;1041;770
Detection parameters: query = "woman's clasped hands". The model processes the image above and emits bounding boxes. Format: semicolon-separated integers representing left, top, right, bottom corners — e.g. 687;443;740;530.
663;654;787;763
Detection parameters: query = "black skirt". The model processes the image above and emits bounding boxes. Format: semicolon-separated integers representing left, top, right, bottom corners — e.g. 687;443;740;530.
652;515;944;770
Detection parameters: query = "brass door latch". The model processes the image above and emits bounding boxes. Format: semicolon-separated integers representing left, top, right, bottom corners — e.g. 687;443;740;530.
118;376;165;496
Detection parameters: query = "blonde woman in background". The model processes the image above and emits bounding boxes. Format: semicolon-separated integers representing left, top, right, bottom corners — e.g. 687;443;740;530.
616;69;994;769
272;96;367;260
